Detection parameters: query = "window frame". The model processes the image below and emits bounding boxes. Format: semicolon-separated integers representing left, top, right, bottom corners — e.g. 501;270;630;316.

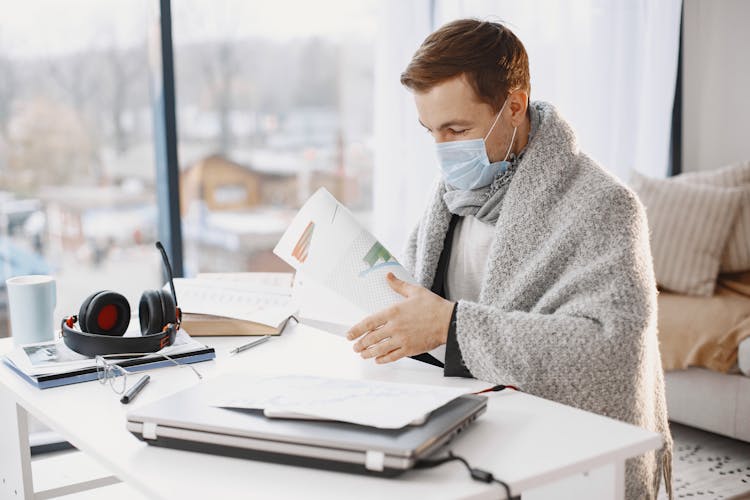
154;0;184;277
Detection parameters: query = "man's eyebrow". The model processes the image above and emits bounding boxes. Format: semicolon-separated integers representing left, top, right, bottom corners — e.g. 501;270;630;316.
418;119;473;131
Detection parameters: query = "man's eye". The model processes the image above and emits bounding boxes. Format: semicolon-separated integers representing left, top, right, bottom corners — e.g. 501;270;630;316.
449;129;468;135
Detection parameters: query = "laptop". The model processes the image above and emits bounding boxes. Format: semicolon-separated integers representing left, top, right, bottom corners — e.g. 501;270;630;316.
126;374;487;477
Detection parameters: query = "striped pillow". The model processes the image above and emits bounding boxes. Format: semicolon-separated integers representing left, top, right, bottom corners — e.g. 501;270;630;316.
678;162;750;272
631;172;744;296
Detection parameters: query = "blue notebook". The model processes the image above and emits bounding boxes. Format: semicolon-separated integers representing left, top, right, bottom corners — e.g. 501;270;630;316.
4;347;215;389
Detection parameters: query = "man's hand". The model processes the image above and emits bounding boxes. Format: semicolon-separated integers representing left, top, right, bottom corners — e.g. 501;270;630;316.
346;272;455;364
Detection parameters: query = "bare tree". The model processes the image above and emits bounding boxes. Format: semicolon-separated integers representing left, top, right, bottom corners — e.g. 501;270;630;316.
7;97;94;191
47;54;98;119
103;43;147;154
200;40;240;155
175;0;248;156
0;48;15;139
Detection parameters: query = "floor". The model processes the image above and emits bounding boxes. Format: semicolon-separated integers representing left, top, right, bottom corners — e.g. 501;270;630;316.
30;422;750;499
31;448;146;499
658;423;750;500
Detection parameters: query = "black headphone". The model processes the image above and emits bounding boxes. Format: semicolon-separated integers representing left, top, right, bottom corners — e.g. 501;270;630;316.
61;242;182;356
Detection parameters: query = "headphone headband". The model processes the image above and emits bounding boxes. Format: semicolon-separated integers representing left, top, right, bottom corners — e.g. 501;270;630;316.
155;241;179;311
61;317;177;357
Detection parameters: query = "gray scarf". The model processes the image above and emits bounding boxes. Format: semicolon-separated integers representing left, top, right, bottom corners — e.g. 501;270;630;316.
442;103;540;224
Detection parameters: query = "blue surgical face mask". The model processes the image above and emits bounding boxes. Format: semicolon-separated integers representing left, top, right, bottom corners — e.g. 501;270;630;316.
436;99;518;190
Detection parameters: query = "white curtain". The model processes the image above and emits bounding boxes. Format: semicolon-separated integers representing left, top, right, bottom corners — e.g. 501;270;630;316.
373;0;682;256
372;0;436;257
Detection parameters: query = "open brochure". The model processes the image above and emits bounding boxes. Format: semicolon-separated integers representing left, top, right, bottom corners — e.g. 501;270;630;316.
5;330;207;377
273;188;416;316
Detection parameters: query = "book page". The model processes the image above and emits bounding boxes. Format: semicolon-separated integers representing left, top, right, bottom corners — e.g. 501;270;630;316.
196;272;294;289
172;278;297;327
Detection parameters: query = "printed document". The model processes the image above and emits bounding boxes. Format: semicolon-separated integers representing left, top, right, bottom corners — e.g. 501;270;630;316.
212;374;468;429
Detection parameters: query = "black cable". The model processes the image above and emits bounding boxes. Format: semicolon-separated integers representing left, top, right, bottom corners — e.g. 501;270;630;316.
415;451;514;499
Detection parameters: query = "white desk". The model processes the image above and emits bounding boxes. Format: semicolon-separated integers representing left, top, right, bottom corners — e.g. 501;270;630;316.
0;324;661;500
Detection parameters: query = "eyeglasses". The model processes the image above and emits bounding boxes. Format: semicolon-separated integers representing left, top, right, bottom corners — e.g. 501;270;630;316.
96;356;130;394
95;353;203;395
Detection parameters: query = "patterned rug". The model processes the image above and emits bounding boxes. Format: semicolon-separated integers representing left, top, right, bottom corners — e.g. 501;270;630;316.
658;422;750;499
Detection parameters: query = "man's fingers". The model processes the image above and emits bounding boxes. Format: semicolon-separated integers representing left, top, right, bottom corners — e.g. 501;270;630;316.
360;337;397;359
353;326;393;353
375;347;405;364
346;311;389;340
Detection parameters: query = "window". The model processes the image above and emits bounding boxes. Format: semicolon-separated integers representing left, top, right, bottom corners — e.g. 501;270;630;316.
171;0;378;275
0;1;163;336
0;0;380;338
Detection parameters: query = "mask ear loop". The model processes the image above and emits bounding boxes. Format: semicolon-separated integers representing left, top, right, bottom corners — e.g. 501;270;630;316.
483;100;508;141
502;126;518;162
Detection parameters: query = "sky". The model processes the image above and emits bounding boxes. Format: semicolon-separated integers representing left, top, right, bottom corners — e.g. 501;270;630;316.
0;0;378;60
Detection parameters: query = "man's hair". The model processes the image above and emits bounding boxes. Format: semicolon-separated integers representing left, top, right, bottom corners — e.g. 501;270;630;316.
400;19;530;110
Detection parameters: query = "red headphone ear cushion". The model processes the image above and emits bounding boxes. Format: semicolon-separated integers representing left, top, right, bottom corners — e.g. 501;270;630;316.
78;291;103;332
79;291;131;336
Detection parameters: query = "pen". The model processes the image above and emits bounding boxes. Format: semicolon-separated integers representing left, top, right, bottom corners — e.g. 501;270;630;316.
121;375;150;404
230;335;271;355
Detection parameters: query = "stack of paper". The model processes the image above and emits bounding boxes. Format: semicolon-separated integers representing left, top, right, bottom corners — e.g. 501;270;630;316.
212;374;468;429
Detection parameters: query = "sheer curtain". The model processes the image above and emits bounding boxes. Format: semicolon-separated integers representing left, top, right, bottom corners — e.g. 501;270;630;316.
373;0;682;256
372;0;436;256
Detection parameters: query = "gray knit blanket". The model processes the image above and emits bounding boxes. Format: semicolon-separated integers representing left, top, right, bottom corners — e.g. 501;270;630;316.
402;101;672;499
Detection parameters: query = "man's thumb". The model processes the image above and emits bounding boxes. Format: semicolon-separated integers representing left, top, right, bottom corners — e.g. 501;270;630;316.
387;272;412;297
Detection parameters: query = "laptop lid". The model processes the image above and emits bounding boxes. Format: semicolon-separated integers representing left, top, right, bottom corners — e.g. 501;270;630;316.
126;374;486;475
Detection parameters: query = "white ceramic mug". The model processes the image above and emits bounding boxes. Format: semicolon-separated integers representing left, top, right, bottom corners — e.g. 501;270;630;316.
6;275;57;346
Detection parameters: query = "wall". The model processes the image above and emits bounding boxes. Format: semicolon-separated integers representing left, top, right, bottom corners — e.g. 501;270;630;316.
683;0;750;172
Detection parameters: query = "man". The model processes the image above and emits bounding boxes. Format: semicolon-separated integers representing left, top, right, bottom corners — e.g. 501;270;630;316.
346;19;672;499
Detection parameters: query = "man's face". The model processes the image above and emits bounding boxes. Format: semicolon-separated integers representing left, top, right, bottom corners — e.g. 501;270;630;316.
414;74;513;164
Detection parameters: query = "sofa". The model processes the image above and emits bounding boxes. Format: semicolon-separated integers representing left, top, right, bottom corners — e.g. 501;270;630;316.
631;163;750;444
665;362;750;443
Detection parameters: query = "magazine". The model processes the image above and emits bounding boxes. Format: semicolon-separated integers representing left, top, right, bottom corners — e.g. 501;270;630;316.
6;329;207;377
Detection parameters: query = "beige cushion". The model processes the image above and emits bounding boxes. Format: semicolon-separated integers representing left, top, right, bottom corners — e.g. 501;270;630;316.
678;162;750;272
721;270;750;296
631;171;744;296
658;280;750;372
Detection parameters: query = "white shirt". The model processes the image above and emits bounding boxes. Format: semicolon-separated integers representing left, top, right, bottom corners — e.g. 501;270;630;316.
445;215;495;302
429;215;495;363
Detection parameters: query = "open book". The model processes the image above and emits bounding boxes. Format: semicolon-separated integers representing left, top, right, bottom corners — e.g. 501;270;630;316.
172;273;298;336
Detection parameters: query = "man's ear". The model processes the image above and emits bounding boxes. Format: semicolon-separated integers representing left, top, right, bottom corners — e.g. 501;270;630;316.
508;90;529;127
